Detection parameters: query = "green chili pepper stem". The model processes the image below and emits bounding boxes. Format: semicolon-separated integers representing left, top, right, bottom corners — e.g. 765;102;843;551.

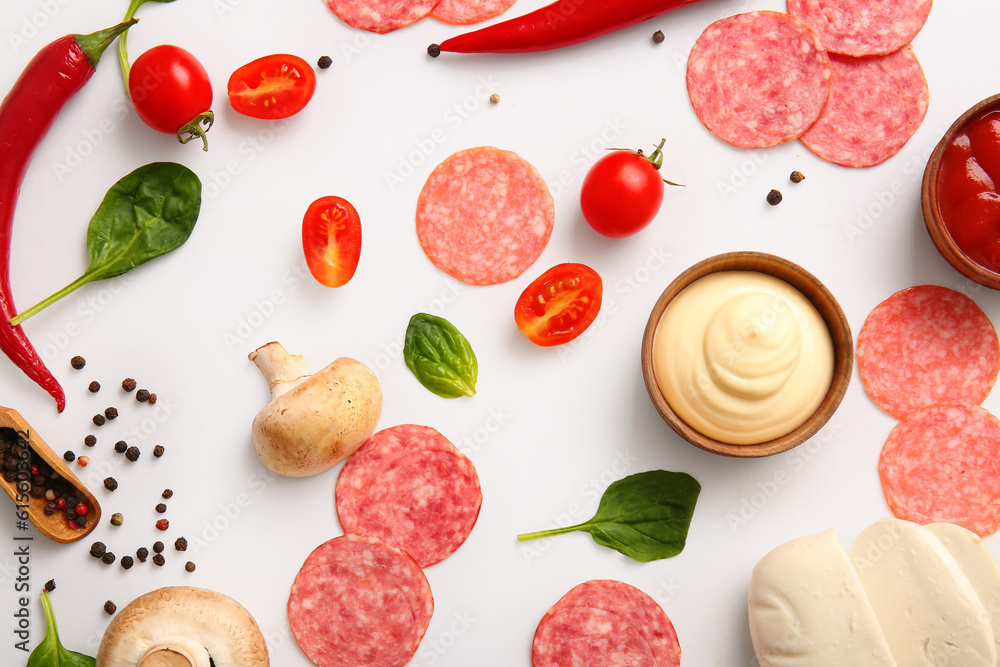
74;20;137;70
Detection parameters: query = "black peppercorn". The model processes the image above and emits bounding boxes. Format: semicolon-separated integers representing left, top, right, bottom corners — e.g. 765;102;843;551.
120;556;134;570
122;378;136;392
70;356;86;370
43;502;57;515
652;29;665;44
427;43;441;57
162;489;173;499
152;553;165;567
136;389;150;402
114;440;127;454
63;450;75;462
90;541;106;558
317;55;332;69
92;414;105;426
101;552;116;565
153;541;164;553
155;503;167;514
110;513;124;527
153;445;165;458
789;170;805;183
89;381;100;393
44;579;55;592
766;189;783;206
125;446;140;462
136;547;149;562
103;477;118;491
104;407;118;420
104;601;116;615
185;561;196;573
175;537;188;551
84;434;96;447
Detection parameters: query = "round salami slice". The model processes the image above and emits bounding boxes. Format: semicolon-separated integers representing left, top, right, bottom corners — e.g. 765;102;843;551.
532;606;656;667
431;0;516;25
551;580;681;666
323;0;440;34
336;424;483;567
879;403;1000;538
532;580;680;667
686;11;831;149
857;285;1000;419
288;535;433;666
800;47;928;167
787;0;932;56
298;533;434;628
416;146;554;286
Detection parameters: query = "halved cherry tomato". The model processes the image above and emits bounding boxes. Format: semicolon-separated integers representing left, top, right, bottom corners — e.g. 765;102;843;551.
514;263;603;346
128;45;214;149
302;196;362;288
228;54;317;120
580;138;677;238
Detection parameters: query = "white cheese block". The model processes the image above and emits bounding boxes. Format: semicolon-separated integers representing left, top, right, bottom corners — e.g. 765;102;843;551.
748;529;896;667
927;522;1000;666
850;518;996;667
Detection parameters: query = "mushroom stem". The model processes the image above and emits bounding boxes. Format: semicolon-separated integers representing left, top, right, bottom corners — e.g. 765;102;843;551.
139;636;212;666
249;342;312;400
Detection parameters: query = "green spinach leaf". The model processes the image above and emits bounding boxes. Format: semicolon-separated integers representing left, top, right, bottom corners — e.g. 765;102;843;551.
404;313;478;398
517;470;701;562
10;162;200;325
27;591;96;667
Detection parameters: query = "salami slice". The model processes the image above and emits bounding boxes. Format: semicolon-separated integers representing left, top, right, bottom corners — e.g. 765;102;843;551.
532;580;681;667
416;146;554;286
686;11;831;149
298;533;434;628
857;285;1000;419
879;403;1000;538
323;0;440;33
787;0;932;56
800;47;928;167
288;535;433;666
431;0;516;25
336;424;483;567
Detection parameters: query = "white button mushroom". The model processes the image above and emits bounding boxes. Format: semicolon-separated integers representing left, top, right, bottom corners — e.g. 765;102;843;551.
96;586;269;666
248;341;382;477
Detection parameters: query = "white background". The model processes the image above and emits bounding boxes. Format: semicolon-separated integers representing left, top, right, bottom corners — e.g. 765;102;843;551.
1;0;999;664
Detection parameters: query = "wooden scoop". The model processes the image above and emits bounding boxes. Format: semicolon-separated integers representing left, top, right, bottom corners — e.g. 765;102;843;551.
0;406;100;543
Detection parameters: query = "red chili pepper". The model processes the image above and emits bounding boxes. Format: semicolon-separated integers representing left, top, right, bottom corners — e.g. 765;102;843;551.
432;0;707;54
0;20;134;411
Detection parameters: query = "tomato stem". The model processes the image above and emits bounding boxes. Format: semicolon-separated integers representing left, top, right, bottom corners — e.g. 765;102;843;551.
119;0;178;90
177;111;214;151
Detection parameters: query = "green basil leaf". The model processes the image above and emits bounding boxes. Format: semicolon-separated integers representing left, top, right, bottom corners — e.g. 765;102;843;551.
404;313;478;398
516;470;701;562
84;161;201;280
27;591;96;667
9;162;200;325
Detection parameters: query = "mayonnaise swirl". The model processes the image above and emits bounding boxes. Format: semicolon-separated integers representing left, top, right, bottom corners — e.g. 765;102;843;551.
652;271;834;445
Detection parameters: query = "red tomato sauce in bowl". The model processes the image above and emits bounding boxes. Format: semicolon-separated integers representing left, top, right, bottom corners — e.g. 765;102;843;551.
923;94;1000;289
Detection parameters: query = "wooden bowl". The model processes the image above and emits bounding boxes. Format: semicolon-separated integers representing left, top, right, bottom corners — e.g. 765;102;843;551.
922;93;1000;289
0;406;101;542
640;251;853;458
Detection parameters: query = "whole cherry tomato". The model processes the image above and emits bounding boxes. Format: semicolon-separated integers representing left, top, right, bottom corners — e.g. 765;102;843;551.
580;138;678;238
302;196;363;288
514;263;603;346
228;54;317;120
128;44;214;150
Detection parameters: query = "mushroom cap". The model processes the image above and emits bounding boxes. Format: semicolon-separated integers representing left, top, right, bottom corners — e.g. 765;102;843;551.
252;357;383;477
96;586;269;667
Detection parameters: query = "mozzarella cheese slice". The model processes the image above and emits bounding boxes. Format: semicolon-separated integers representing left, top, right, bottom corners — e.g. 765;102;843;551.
850;518;996;667
748;529;896;667
927;522;1000;666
